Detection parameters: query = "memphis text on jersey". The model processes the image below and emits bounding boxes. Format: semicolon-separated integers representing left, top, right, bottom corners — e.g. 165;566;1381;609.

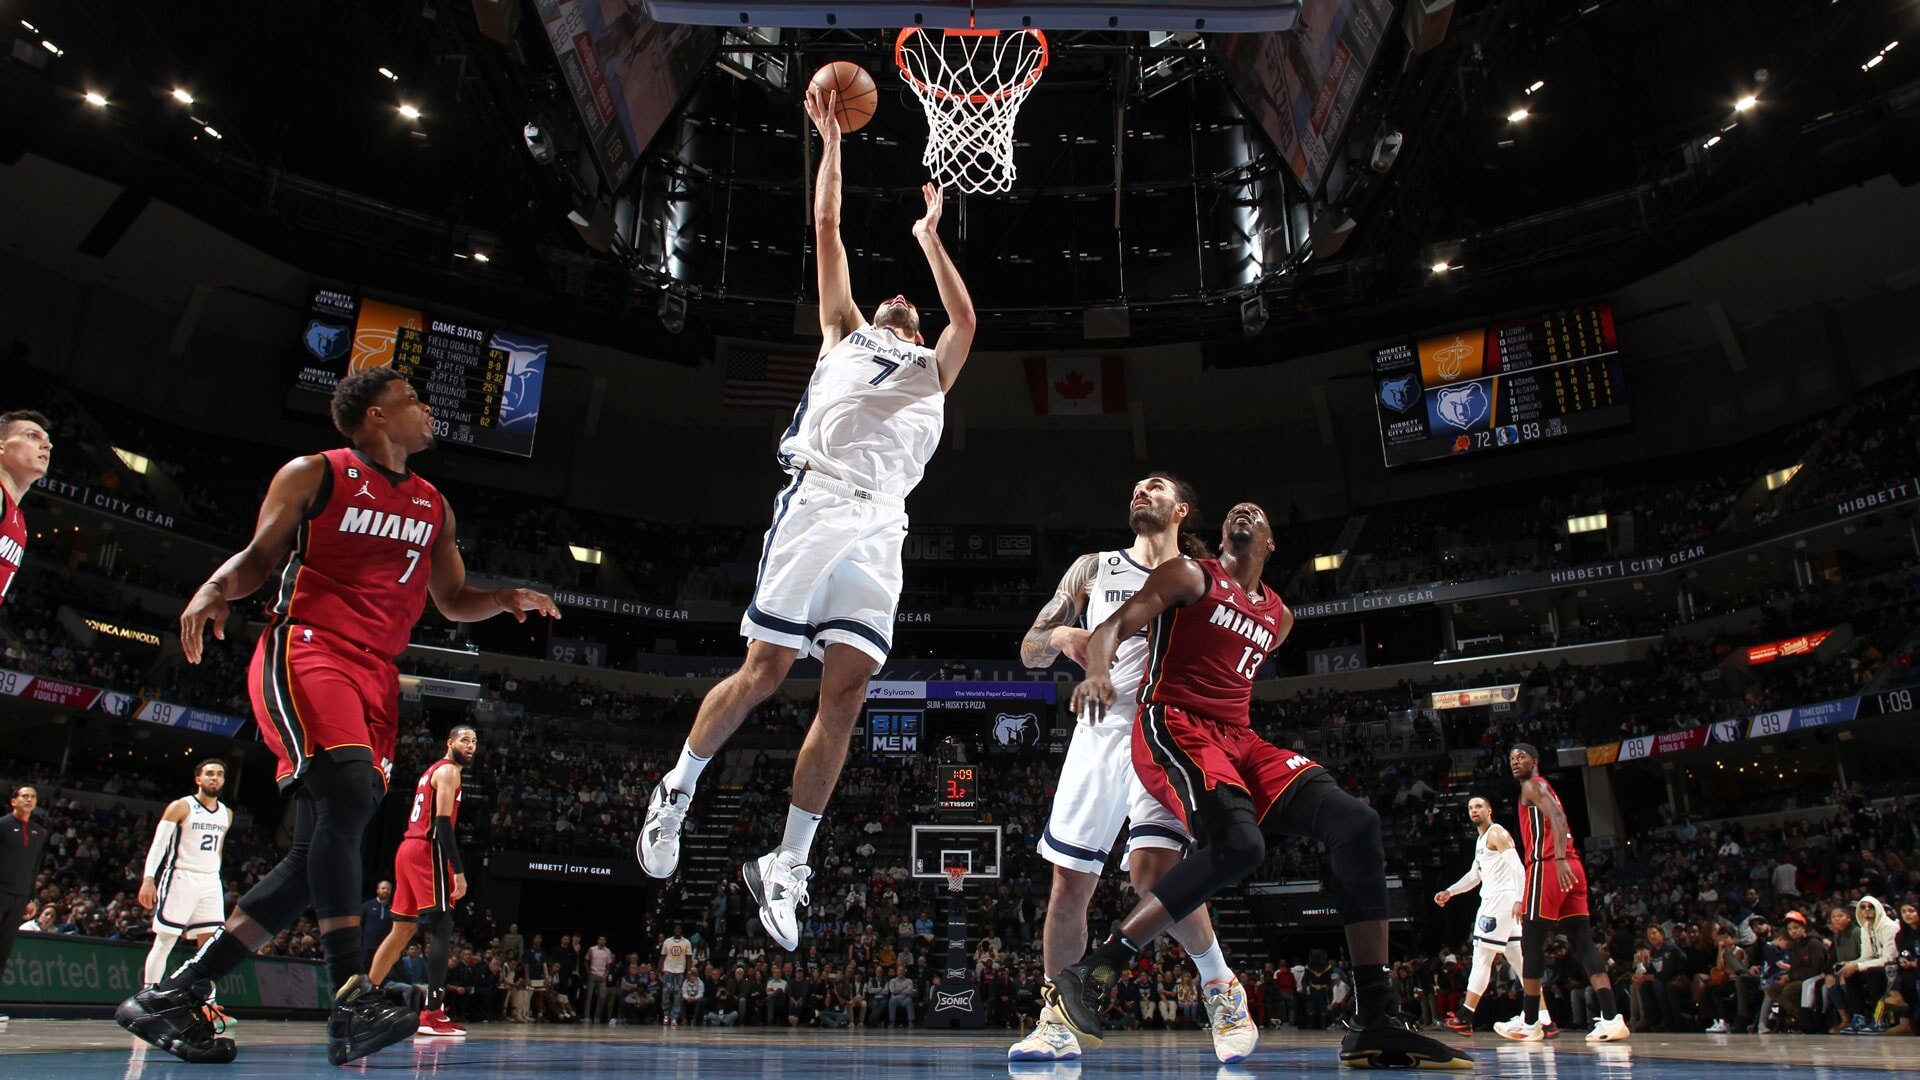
337;505;436;547
843;328;931;374
1208;601;1277;651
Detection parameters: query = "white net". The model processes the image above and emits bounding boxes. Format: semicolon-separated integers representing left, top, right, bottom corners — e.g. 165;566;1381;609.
895;28;1048;195
944;866;968;893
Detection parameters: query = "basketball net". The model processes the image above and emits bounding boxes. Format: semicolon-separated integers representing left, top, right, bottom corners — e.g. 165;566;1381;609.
944;865;968;893
896;27;1048;195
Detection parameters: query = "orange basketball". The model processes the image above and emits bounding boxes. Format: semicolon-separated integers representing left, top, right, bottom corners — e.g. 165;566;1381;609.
810;61;878;132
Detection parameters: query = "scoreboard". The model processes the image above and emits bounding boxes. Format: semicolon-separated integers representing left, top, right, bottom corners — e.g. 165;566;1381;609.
1372;302;1630;467
291;288;548;457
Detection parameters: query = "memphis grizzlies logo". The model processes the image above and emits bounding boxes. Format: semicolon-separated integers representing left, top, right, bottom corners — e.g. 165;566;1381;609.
1433;383;1490;430
1478;914;1498;934
991;712;1040;748
304;321;350;362
1378;374;1420;413
489;331;548;430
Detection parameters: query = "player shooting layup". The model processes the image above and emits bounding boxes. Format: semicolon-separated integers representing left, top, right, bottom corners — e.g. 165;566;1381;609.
1009;475;1256;1064
638;82;978;953
1432;796;1550;1035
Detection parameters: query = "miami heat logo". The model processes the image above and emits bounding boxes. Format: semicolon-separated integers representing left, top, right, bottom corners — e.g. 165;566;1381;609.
1433;336;1475;381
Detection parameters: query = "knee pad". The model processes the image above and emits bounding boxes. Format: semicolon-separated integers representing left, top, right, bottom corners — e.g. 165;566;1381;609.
1214;820;1267;880
1315;795;1387;922
304;753;385;919
1148;820;1265;922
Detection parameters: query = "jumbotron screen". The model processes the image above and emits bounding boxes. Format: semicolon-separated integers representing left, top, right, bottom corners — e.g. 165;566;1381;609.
1371;302;1630;467
291;288;548;458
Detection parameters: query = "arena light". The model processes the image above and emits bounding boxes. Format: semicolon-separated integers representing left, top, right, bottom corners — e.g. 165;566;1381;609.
567;545;604;565
1507;108;1530;123
378;66;399;81
41;39;63;57
112;447;151;475
1702;134;1723;149
397;103;421;121
1313;553;1344;572
1765;463;1802;490
83;91;108;107
1734;94;1758;112
1525;79;1545;95
1430;261;1456;274
204;126;223;140
171;88;194;105
1566;513;1608;534
20;19;37;31
1864;54;1885;70
471;251;491;263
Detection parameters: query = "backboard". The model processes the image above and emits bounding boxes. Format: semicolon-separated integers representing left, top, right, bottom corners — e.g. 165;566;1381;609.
910;824;1003;882
644;1;1301;32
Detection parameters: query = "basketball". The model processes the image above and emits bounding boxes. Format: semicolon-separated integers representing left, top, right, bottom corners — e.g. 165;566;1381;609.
810;60;877;132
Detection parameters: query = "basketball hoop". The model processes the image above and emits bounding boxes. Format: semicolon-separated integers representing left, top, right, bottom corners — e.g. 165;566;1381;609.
896;26;1048;195
944;865;969;893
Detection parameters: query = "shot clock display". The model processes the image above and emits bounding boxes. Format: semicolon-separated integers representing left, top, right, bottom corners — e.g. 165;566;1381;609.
938;764;978;814
1372;301;1630;467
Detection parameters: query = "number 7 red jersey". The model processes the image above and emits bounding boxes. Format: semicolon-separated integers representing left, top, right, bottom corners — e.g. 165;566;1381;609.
268;447;443;658
1138;558;1288;727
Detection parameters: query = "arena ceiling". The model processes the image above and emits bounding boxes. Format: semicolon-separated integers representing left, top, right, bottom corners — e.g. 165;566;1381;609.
0;0;1914;361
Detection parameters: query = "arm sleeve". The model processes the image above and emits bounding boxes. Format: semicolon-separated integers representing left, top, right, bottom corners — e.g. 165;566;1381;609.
144;818;180;879
1498;847;1527;895
431;815;465;875
1442;864;1480;898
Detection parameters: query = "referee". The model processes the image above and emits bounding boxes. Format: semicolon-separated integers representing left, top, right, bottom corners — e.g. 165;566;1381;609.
1;785;52;1019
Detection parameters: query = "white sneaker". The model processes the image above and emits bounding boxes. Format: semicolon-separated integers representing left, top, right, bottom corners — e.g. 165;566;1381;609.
636;785;690;879
1586;1014;1630;1043
1494;1016;1546;1042
744;850;810;951
1202;977;1259;1064
1705;1019;1731;1034
1008;1004;1083;1061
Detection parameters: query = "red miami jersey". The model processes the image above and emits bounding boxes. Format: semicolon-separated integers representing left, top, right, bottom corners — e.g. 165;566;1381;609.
404;759;461;842
1518;776;1581;866
1138;558;1288;726
0;484;26;606
268;448;443;658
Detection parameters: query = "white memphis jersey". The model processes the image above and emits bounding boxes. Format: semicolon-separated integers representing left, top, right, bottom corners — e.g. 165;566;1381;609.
1086;550;1153;727
174;797;232;874
1472;827;1523;910
776;323;944;499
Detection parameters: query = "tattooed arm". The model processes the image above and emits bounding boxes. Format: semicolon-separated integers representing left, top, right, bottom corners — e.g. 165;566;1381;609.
1020;553;1100;669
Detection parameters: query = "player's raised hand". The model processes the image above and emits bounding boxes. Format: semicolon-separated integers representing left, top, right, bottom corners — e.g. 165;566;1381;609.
912;182;943;241
494;587;561;623
1070;673;1115;721
179;582;230;665
804;85;841;144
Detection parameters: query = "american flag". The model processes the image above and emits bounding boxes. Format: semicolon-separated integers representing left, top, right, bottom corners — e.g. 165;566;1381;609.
723;346;813;408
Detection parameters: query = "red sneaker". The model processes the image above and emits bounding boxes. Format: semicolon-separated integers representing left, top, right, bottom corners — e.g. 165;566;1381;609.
1443;1012;1474;1037
416;1009;467;1037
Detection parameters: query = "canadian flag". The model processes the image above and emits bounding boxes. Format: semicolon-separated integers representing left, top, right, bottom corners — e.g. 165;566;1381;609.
1024;356;1127;415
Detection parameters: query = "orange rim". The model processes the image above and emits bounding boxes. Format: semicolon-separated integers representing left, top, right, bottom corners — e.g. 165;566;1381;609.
895;27;1049;105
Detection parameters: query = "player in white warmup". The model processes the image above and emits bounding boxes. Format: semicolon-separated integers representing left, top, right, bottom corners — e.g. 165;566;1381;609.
1008;474;1258;1064
140;760;234;1021
1432;797;1551;1036
637;82;977;952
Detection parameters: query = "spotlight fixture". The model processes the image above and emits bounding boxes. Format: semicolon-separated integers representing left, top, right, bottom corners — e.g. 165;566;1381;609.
1431;261;1454;273
1507;108;1529;123
1702;134;1722;148
523;122;555;165
1733;94;1757;112
472;252;491;263
204;127;223;139
1525;79;1545;94
378;66;399;81
171;88;194;104
83;91;108;107
41;40;64;57
398;103;421;121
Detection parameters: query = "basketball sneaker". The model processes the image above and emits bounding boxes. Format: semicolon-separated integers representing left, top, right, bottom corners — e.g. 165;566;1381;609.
1442;1012;1473;1037
743;850;811;951
1202;977;1259;1064
1039;955;1113;1051
1340;1014;1474;1069
637;785;691;879
1008;1003;1083;1061
327;975;417;1065
1585;1014;1630;1043
416;1008;467;1037
1493;1016;1546;1042
1541;1019;1559;1039
115;979;237;1064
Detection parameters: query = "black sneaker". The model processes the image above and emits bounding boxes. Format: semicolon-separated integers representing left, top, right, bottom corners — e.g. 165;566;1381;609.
1340;1014;1473;1069
1039;955;1118;1051
327;976;417;1065
115;980;238;1064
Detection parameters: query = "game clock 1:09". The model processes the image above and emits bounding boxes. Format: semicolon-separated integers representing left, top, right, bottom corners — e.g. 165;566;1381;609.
938;764;978;809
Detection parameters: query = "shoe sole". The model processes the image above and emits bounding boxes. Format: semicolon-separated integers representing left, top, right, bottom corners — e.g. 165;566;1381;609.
741;860;800;951
636;822;679;879
1037;984;1104;1050
1340;1049;1474;1070
1007;1048;1080;1061
329;1005;419;1065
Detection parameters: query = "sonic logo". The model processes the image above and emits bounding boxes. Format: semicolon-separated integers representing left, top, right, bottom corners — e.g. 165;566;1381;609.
1434;384;1490;430
1378;373;1420;413
935;989;976;1011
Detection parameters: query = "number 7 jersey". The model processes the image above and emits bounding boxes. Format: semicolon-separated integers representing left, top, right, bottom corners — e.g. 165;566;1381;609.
776;323;944;500
1138;558;1288;727
269;447;443;658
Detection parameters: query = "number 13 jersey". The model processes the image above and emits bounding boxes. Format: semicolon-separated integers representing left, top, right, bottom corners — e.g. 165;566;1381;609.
1138;558;1288;727
776;323;944;500
269;447;443;658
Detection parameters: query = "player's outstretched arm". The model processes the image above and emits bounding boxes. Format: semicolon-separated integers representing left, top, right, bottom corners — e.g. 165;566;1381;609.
180;454;326;664
804;86;860;347
137;797;190;910
1020;553;1097;669
911;183;977;392
427;501;562;623
1069;557;1205;718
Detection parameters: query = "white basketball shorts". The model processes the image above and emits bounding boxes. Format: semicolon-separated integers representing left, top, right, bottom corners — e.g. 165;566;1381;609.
742;470;907;666
153;868;226;936
1471;902;1521;951
1039;712;1189;876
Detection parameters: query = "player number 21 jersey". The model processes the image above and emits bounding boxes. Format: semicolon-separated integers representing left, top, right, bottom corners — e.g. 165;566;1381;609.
776;323;944;500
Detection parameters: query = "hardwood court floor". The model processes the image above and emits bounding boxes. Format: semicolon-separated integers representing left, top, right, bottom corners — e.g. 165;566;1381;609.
0;1019;1912;1076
